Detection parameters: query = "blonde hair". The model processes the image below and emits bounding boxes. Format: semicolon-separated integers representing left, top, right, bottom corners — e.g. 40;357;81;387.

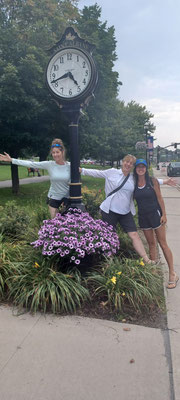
122;154;136;164
50;138;66;161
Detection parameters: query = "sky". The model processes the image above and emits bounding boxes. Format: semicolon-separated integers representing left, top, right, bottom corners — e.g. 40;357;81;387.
79;0;180;148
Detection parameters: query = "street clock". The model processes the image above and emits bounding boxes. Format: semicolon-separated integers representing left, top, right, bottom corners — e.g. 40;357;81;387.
45;27;98;212
46;28;98;105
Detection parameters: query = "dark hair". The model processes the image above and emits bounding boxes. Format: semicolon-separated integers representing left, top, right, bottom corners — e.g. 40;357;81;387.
133;166;153;192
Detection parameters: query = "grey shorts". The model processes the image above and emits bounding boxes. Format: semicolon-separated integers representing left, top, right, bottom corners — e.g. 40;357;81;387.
101;210;137;233
138;208;162;230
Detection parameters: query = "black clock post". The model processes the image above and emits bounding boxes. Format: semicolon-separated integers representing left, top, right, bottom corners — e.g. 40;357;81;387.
46;27;98;211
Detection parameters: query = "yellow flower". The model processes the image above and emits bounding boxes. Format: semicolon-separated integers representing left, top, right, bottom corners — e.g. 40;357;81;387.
110;276;116;284
34;262;40;268
139;261;145;266
122;292;126;296
116;271;122;276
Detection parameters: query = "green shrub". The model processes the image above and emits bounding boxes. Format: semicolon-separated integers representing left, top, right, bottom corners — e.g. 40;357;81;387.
0;201;30;240
82;187;104;218
86;256;164;313
0;234;24;299
28;200;49;228
116;225;137;258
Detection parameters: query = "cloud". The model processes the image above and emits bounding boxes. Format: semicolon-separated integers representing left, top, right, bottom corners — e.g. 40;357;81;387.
140;77;180;101
141;98;180;147
79;0;180;146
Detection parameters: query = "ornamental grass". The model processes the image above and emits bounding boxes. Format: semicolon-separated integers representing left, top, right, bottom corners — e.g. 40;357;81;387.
7;256;90;313
86;256;165;313
0;234;24;299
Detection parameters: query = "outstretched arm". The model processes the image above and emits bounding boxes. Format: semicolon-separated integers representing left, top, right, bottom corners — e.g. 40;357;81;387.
80;167;111;178
0;152;12;162
163;177;177;186
0;153;50;170
157;178;177;186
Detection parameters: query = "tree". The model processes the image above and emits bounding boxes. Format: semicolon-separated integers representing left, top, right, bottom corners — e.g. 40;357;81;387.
76;4;120;160
0;0;156;193
76;5;155;164
0;0;79;192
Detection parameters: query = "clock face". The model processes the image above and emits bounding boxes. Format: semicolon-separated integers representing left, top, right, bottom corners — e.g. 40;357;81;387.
46;48;92;100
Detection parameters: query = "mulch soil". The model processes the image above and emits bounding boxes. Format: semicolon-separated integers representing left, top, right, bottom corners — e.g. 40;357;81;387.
77;296;167;329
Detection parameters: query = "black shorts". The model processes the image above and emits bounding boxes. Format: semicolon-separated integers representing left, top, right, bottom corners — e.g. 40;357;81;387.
138;208;162;230
101;210;137;233
46;197;69;209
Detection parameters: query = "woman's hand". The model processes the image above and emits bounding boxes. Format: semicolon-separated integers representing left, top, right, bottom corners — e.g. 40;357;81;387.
160;215;167;225
163;178;177;186
79;167;82;173
0;152;12;162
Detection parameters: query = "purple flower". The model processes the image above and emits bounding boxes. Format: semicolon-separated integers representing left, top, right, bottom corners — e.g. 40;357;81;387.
31;209;120;265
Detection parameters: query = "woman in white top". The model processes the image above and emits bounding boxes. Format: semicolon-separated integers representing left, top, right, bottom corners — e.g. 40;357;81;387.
80;154;174;264
0;139;70;219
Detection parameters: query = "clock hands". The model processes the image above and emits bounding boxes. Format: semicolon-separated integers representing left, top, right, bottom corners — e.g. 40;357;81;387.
51;71;78;85
68;72;78;86
51;72;69;84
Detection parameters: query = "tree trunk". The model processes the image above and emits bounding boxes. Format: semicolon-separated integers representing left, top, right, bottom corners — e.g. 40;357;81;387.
11;164;19;194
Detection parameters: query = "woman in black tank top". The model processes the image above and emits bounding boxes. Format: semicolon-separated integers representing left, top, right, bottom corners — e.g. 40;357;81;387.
133;159;178;289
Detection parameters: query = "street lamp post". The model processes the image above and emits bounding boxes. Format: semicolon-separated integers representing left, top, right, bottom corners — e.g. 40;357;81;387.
144;122;149;165
157;145;160;169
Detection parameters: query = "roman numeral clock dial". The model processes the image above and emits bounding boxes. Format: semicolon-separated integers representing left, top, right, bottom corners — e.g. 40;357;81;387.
46;48;93;101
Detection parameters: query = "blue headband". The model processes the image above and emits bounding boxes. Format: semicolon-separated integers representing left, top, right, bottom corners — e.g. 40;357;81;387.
51;144;63;148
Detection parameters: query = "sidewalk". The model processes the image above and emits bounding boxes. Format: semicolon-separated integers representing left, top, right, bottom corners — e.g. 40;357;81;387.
154;168;180;400
0;170;180;400
0;175;50;188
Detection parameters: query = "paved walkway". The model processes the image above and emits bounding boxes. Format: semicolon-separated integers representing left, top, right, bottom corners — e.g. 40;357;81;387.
0;170;180;399
155;168;180;400
0;175;50;188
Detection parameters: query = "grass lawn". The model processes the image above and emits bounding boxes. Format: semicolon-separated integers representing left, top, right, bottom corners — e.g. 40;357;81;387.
0;164;107;207
0;182;50;207
0;162;109;181
0;164;48;181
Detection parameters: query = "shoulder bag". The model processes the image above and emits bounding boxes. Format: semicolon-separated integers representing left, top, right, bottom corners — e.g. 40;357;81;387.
106;174;130;198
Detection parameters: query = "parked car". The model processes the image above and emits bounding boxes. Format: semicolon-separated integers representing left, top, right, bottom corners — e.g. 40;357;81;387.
80;159;96;165
167;162;180;176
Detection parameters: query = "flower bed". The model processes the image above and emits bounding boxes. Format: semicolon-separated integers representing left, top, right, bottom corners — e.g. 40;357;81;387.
31;209;120;265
